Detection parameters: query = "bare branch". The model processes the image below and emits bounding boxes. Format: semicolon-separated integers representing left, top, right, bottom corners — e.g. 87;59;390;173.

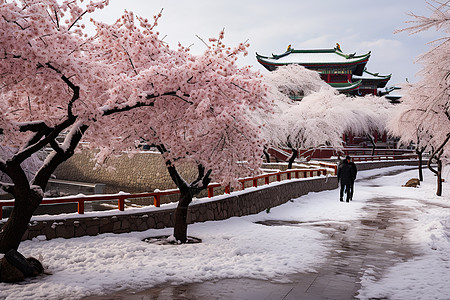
195;34;209;48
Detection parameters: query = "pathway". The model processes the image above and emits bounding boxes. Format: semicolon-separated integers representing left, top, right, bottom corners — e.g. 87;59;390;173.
84;168;422;300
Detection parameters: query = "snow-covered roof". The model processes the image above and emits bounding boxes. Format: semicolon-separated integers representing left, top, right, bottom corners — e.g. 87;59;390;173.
328;80;362;92
256;46;371;75
353;69;391;81
353;69;392;88
379;86;402;103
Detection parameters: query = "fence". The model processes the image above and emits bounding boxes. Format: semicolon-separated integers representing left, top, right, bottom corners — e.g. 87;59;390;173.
351;154;417;162
297;147;415;160
0;168;327;219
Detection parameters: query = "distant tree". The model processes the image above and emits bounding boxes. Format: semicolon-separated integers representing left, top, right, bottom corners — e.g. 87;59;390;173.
263;65;393;168
389;113;431;181
392;0;450;195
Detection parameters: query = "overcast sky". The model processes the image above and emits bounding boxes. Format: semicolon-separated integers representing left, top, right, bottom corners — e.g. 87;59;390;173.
90;0;443;85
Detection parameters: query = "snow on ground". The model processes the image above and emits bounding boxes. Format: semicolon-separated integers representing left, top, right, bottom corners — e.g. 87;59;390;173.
357;167;450;300
0;166;449;300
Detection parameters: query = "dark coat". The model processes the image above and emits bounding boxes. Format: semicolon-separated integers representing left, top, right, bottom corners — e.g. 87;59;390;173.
337;160;356;184
349;162;357;181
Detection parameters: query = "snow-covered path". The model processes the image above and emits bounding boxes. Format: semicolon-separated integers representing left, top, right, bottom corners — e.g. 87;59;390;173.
86;166;434;300
1;165;449;300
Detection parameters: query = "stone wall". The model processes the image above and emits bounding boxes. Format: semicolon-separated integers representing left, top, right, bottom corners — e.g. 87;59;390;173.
13;176;338;241
355;160;420;171
53;150;198;195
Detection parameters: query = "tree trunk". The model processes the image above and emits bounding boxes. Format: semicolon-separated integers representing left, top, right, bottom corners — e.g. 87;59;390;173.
173;190;192;243
417;151;423;182
0;124;88;253
157;149;212;244
437;159;443;196
287;148;298;169
263;148;271;163
428;153;444;196
367;134;376;156
427;134;450;196
0;190;41;253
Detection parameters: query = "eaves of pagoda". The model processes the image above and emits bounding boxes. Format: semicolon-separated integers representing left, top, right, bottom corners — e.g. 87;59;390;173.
353;69;392;88
328;80;363;93
256;46;371;76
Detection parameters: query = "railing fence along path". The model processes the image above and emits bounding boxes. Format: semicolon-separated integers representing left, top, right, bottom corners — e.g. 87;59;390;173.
0;168;329;219
350;154;417;162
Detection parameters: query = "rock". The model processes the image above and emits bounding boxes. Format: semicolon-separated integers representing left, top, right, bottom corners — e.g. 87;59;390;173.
402;178;420;187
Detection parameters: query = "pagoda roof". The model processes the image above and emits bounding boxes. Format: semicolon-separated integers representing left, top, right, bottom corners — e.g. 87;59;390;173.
353;69;391;88
328;80;362;93
380;86;402;103
256;46;371;75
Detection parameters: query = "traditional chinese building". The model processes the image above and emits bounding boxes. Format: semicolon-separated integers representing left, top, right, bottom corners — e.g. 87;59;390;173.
352;69;392;96
256;44;391;96
257;44;398;153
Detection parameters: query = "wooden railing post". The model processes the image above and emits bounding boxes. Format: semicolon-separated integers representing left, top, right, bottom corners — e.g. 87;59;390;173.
295;171;299;178
225;185;230;194
78;200;85;214
208;186;214;198
287;172;291;180
154;194;161;207
276;173;281;181
118;196;125;211
252;179;257;188
264;176;269;185
241;182;245;190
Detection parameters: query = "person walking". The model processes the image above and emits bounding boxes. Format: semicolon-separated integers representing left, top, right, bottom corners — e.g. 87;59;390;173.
337;155;356;202
348;156;357;201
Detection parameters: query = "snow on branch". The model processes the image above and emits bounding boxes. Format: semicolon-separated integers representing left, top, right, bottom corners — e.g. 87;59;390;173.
391;0;450;162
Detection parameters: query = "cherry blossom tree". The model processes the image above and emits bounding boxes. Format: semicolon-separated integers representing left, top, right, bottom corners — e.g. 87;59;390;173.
0;0;270;250
389;113;432;181
263;65;393;168
91;21;270;242
391;0;450;195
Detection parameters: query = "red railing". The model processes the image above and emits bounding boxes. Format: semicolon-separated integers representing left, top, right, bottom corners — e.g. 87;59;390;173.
351;154;417;162
0;168;327;219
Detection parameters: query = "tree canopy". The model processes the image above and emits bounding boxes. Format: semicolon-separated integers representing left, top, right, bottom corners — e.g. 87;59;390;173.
0;0;270;250
391;0;450;161
263;65;394;154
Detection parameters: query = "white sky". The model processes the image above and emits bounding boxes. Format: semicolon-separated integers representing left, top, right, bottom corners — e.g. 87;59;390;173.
1;166;449;299
89;0;443;86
